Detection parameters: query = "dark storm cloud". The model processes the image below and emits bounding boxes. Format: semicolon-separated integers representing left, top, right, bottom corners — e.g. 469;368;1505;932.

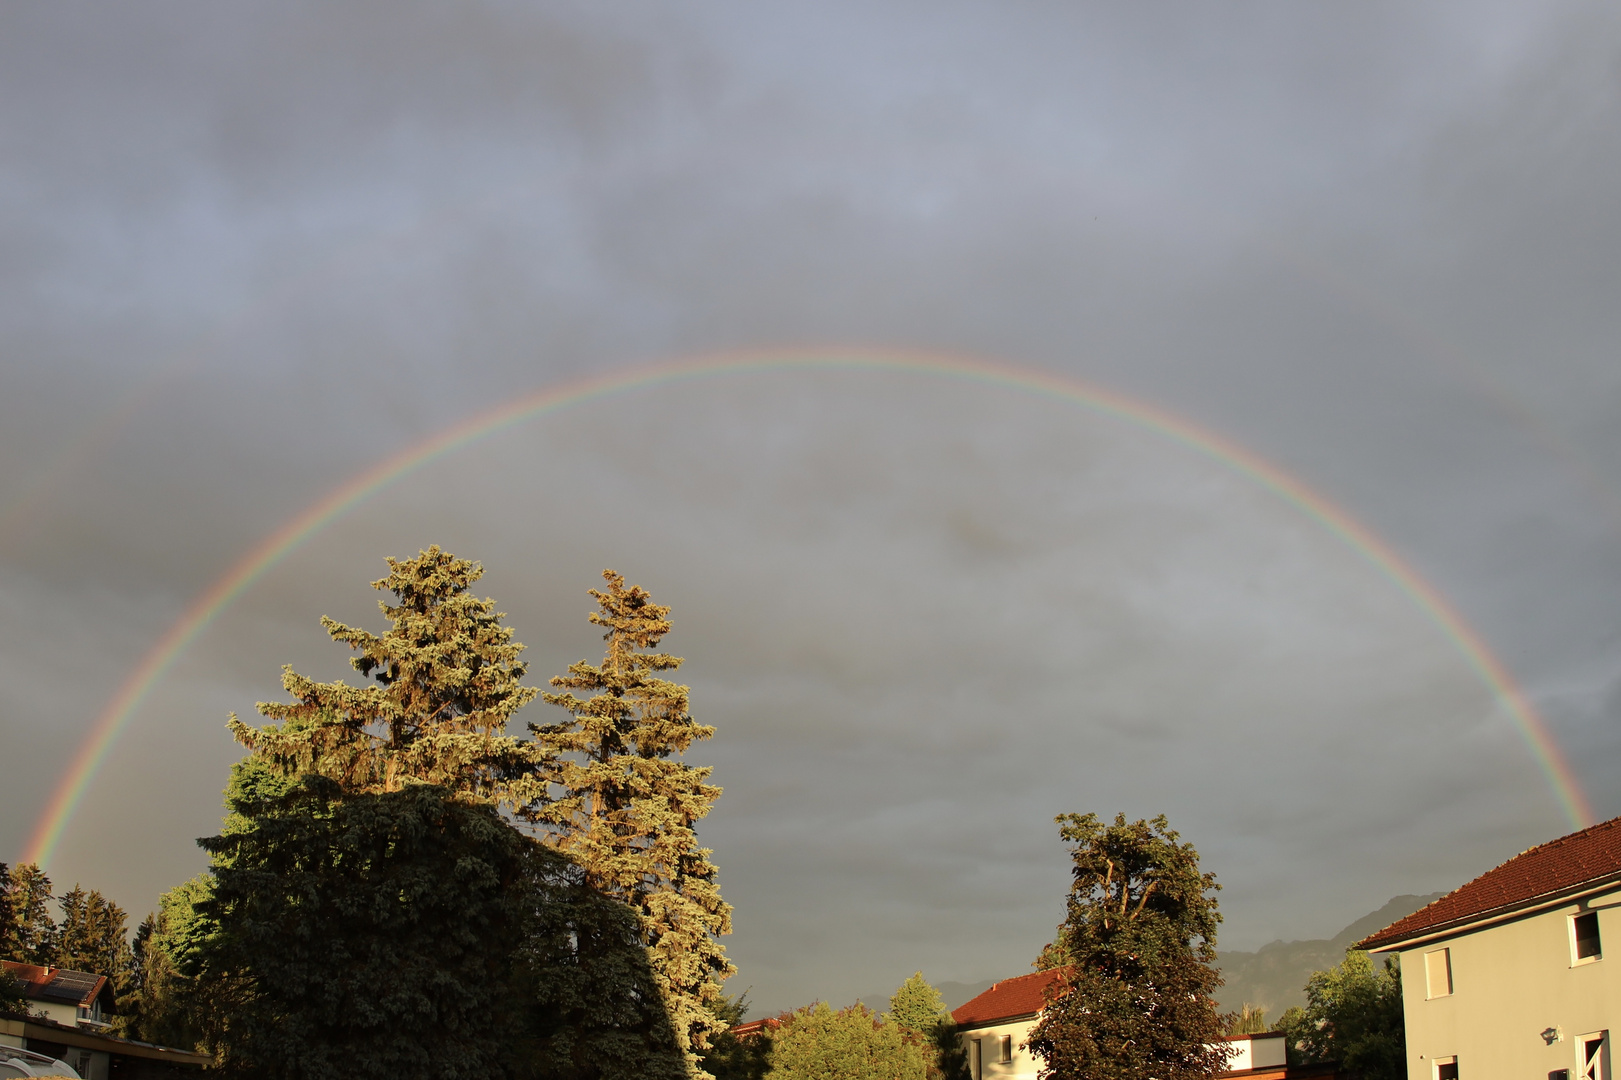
3;0;1621;1014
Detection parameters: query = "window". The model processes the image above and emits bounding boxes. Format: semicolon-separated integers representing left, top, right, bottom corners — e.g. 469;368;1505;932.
1580;1031;1608;1080
999;1035;1012;1063
1425;948;1453;998
969;1037;981;1080
1434;1057;1458;1080
1574;912;1603;963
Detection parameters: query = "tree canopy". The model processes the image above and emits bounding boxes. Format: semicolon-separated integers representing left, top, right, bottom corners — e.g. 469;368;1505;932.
228;546;541;805
768;1002;928;1080
1027;812;1229;1080
178;551;695;1079
1274;949;1404;1080
886;973;950;1036
4;863;57;966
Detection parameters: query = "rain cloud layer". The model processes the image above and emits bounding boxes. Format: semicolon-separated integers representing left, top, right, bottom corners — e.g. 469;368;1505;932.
3;1;1621;1013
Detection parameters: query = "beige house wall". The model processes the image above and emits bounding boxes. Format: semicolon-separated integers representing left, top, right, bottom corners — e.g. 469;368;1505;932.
960;1016;1041;1080
1378;884;1621;1079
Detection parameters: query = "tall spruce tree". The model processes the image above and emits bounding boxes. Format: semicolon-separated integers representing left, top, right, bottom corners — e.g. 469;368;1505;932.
1026;813;1228;1080
4;864;57;966
55;886;132;981
228;546;541;804
531;571;735;1075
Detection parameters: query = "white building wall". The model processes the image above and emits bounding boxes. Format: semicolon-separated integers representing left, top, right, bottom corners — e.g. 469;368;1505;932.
961;1017;1041;1080
1384;886;1621;1080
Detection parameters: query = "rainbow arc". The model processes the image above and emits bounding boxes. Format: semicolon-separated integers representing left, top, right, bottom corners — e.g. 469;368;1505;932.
21;348;1594;867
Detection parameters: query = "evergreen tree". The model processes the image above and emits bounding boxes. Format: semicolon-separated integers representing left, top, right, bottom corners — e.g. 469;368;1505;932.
197;550;686;1078
4;864;57;966
887;973;949;1036
114;876;227;1051
228;546;541;805
530;571;735;1075
1274;950;1404;1080
200;777;533;1080
767;1002;927;1080
55;885;133;982
887;973;963;1080
1026;812;1229;1080
0;869;22;1014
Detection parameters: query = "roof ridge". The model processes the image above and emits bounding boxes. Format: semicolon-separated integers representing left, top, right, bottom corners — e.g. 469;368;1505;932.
1360;815;1621;950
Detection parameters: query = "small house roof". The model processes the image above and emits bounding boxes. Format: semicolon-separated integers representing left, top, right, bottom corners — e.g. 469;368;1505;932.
1;962;111;1009
1358;815;1621;951
951;969;1068;1030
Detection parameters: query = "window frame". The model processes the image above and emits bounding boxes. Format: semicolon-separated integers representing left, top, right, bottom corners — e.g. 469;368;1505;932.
1424;947;1453;999
1578;1030;1609;1080
1433;1055;1458;1080
1572;911;1604;966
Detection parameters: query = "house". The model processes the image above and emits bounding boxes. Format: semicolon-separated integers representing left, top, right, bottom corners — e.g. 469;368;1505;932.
0;1013;209;1079
950;968;1343;1079
1359;814;1621;1080
2;962;207;1078
1;965;114;1032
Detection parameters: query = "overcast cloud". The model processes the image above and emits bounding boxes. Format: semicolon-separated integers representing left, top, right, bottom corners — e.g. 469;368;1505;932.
3;1;1621;1014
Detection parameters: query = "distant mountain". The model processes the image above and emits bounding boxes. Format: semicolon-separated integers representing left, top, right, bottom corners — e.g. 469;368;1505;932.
1213;893;1444;1016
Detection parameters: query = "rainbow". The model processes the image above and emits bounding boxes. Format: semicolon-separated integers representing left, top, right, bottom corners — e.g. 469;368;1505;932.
21;347;1595;867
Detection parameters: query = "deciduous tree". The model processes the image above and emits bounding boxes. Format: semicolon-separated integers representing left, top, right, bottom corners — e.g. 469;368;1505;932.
530;571;735;1074
1026;812;1228;1080
768;1002;927;1080
1274;950;1403;1080
886;973;949;1035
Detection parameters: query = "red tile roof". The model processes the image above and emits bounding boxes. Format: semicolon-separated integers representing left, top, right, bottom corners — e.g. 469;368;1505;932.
951;968;1069;1030
1359;815;1621;951
1;961;110;1008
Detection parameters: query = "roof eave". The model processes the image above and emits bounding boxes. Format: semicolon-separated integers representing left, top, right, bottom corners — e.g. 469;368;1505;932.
954;1009;1040;1032
1359;871;1621;952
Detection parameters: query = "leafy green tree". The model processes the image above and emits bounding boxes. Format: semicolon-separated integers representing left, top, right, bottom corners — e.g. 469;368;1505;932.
695;994;771;1080
1026;812;1228;1080
531;571;735;1074
885;973;966;1080
768;1002;928;1080
1274;950;1404;1080
55;885;133;984
114;876;228;1050
887;973;949;1035
228;546;541;806
4;863;57;966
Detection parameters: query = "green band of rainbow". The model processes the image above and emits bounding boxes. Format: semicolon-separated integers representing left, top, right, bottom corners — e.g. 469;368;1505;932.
21;348;1594;867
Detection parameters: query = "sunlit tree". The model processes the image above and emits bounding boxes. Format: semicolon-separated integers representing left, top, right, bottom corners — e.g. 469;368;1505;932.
1027;812;1228;1080
530;571;735;1075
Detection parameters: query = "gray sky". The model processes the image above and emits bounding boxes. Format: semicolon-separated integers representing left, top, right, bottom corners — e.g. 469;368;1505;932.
3;1;1621;1015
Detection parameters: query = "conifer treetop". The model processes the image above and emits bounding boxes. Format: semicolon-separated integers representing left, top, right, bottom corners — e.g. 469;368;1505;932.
228;546;541;803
